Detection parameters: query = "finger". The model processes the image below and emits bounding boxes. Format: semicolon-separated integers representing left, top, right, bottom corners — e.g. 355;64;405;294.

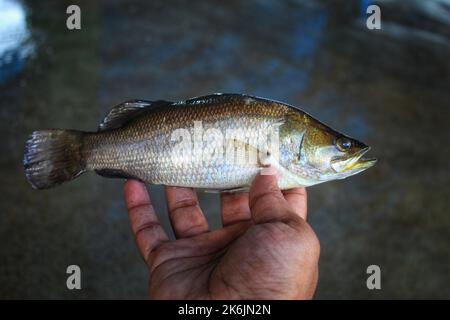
165;186;209;238
282;187;307;220
220;192;251;226
249;168;293;224
124;180;169;263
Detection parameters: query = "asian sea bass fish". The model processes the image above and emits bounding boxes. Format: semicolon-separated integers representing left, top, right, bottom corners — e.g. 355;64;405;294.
23;93;376;191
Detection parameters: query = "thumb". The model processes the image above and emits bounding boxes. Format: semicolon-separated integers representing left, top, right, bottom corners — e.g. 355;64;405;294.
249;168;292;224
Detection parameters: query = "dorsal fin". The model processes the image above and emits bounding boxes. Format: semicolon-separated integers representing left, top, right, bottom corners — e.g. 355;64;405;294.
98;100;172;131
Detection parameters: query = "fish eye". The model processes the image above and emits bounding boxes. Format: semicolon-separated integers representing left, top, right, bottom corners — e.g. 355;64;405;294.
336;137;352;152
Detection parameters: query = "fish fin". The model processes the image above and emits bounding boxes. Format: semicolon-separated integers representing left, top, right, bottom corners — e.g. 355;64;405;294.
223;138;274;167
23;130;86;189
98;100;172;131
202;187;250;194
222;116;284;160
95;169;140;180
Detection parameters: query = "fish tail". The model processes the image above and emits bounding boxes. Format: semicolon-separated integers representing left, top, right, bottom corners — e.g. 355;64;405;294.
23;129;86;189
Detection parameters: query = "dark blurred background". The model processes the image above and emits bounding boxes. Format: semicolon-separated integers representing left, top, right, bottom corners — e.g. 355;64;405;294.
0;0;449;299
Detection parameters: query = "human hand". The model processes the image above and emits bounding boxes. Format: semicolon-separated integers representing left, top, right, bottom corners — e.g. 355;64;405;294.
123;171;320;299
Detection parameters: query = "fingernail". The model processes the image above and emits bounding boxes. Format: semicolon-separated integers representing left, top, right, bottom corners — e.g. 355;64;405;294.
261;165;278;176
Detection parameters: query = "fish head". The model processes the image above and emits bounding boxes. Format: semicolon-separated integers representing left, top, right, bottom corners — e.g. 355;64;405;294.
281;112;377;185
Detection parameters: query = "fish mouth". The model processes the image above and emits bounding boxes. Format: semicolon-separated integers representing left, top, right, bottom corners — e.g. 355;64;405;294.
330;147;377;173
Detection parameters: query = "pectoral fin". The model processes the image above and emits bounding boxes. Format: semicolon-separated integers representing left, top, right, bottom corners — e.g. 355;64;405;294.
223;138;271;167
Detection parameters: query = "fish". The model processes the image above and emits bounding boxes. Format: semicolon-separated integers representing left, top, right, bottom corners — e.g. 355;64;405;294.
23;93;376;191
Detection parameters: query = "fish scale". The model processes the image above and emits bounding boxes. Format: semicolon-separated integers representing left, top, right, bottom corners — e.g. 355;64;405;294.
82;94;288;189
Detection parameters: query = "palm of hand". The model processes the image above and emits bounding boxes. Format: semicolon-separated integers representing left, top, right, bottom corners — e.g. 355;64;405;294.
124;174;320;300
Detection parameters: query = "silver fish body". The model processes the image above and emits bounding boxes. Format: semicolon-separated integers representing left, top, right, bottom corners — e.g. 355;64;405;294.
24;94;376;190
